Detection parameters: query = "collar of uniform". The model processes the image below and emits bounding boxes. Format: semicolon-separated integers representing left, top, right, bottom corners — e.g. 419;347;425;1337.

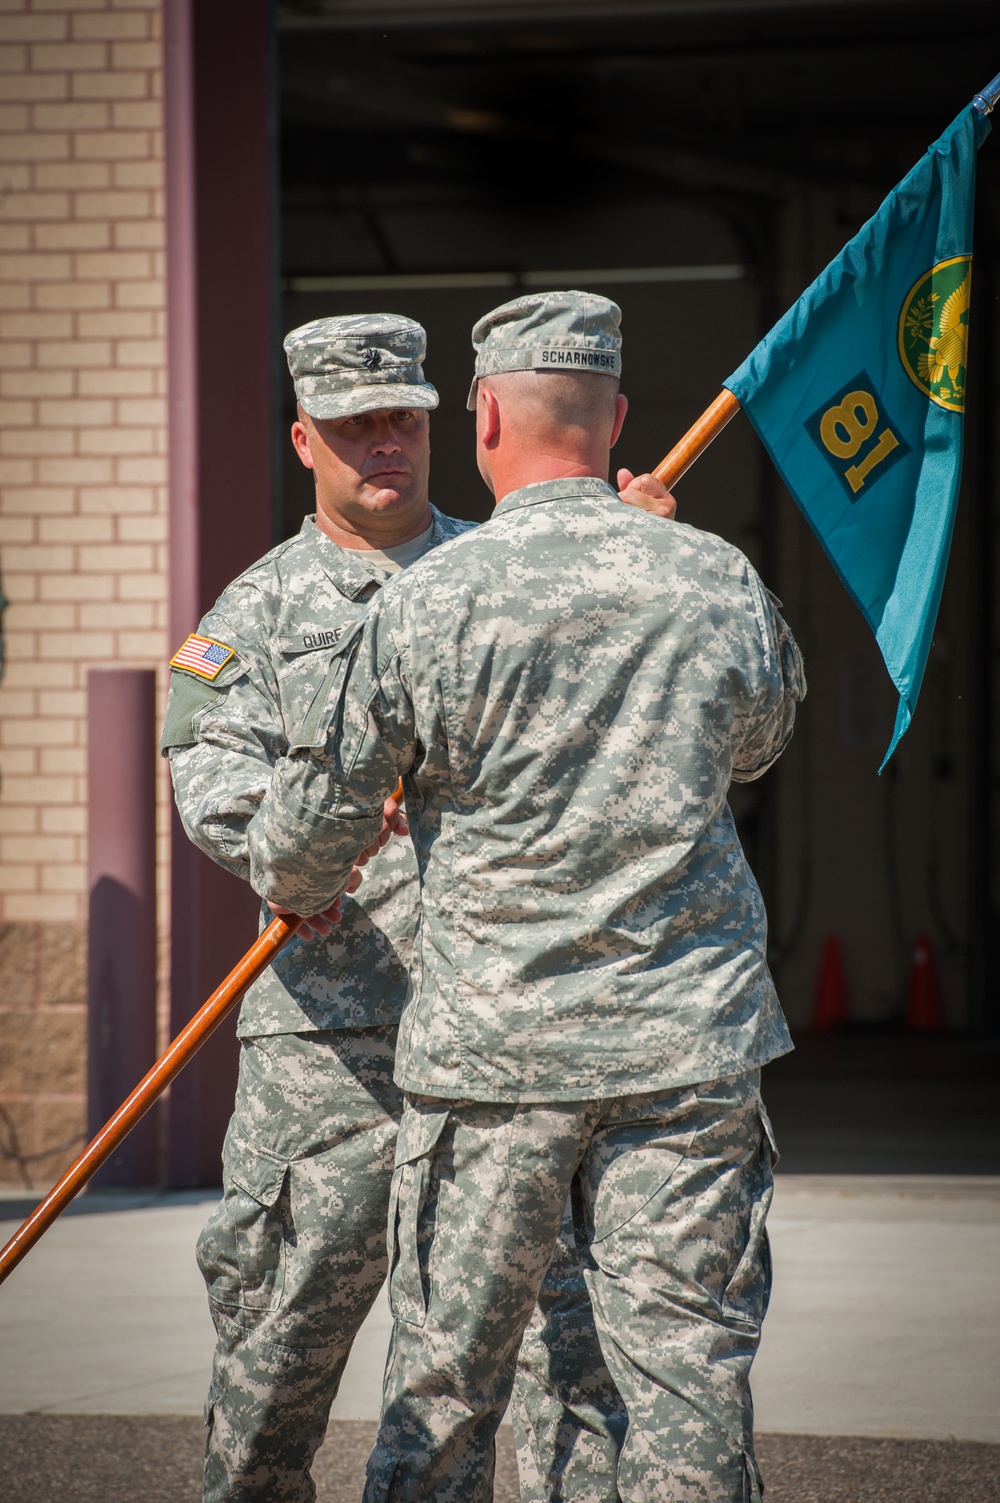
300;507;445;599
490;475;618;520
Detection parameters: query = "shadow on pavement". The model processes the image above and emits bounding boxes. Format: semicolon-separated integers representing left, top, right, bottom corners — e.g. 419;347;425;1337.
1;1418;999;1503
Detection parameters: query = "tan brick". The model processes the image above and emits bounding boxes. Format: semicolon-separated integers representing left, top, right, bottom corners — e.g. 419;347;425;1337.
32;101;107;130
0;458;34;484
0;131;70;161
72;13;149;42
41;865;86;894
0;865;38;893
0;43;24;70
38;573;109;601
0;102;28;129
112;219;161;250
2;835;76;863
0;72;67;102
40;746;85;775
79;426;154;455
72;69;150;104
116;512;164;543
38;629;112;658
0;251;70;279
2;660;75;688
114;336;163;366
122;571;164;600
113;278;163;309
39;515;113;543
0;223;30;250
0;275;31;301
0;775;76;805
36;340;111;367
6;895;78;922
0;396;33;422
1;484;73;513
1;372;69;400
35;221;111;250
73;248;149;279
30;42;106;70
77;485;153;516
0;190;68;219
74;188;149;219
79;368;152;396
37;457;111;485
40;804;86;834
77;542;152;573
35;280;111;309
0;806;38;835
0;741;38;771
80;599;152;628
78;308;152;338
116;628;161;657
0;514;33;541
37;397;113;426
111;40;158;68
0;691;35;719
111;100;159;130
111;159;160;189
1;575;39;605
6;607;75;637
117;395;163;424
116;454;164;483
0;310;70;339
35;161;109;189
73;129;149;160
0;15;66;43
0;428;73;456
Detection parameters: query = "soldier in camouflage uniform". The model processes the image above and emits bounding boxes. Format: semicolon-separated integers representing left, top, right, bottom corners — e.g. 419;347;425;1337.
244;292;806;1503
162;312;673;1503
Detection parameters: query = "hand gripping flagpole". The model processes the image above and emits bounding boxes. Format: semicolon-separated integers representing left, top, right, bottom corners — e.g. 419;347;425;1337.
0;779;405;1286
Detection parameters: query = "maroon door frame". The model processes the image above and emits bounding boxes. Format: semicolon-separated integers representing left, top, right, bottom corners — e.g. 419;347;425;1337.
164;0;275;1185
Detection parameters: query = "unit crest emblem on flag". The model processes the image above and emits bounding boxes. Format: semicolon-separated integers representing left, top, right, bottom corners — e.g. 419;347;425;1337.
897;255;972;413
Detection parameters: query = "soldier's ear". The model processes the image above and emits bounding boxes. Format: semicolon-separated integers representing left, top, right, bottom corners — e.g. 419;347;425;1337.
610;393;629;449
291;417;315;471
477;385;501;448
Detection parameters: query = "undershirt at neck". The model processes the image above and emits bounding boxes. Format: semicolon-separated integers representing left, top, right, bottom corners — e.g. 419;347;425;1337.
363;520;435;575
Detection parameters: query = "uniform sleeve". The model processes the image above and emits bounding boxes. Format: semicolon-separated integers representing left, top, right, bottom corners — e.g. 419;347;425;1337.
162;603;285;882
731;572;806;783
246;590;419;914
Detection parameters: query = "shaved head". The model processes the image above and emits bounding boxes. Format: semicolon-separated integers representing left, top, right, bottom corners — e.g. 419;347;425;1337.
479;369;621;446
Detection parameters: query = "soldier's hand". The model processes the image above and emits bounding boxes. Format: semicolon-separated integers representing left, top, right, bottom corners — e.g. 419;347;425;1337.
267;865;364;941
356;791;409;866
617;468;677;519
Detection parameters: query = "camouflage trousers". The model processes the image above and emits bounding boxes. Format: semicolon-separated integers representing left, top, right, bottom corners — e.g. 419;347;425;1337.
196;1027;626;1503
366;1071;775;1503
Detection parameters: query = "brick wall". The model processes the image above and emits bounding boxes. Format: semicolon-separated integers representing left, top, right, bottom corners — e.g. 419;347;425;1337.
0;0;167;1188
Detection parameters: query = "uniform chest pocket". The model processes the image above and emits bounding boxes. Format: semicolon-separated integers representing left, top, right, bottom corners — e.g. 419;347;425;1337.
282;620;365;754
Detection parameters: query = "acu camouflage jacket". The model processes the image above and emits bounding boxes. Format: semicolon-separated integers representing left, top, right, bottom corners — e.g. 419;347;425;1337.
247;477;807;1102
161;507;473;1037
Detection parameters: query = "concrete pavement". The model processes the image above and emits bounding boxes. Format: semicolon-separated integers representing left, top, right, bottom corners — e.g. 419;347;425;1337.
2;1174;997;1441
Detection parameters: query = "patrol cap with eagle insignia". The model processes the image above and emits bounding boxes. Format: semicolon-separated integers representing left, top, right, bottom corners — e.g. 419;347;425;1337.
284;313;439;420
466;289;622;409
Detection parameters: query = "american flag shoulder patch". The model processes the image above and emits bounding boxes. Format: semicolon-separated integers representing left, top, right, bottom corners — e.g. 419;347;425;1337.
170;633;236;681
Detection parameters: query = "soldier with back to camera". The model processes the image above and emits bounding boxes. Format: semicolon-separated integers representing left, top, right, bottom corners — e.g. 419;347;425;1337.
244;291;806;1503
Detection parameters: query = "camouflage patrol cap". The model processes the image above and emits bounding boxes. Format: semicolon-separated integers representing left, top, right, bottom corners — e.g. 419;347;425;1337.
284;313;439;420
466;290;622;408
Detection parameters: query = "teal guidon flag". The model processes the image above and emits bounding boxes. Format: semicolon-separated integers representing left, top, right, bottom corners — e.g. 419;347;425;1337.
724;103;991;767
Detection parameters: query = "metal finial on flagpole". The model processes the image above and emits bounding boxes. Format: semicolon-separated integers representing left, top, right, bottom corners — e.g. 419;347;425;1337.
973;71;1000;114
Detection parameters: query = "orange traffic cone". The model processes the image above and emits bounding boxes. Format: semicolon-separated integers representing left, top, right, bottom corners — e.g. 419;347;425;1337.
810;934;851;1032
903;931;947;1032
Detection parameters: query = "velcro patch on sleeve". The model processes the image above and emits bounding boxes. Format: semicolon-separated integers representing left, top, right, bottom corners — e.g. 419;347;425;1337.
169;633;235;681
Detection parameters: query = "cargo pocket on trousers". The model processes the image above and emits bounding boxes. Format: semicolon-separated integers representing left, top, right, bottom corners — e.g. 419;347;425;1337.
386;1107;449;1329
722;1100;777;1326
743;1448;765;1502
224;1137;291;1312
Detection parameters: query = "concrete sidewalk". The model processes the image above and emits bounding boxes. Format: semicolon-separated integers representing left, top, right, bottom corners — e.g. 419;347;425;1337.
2;1174;998;1441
